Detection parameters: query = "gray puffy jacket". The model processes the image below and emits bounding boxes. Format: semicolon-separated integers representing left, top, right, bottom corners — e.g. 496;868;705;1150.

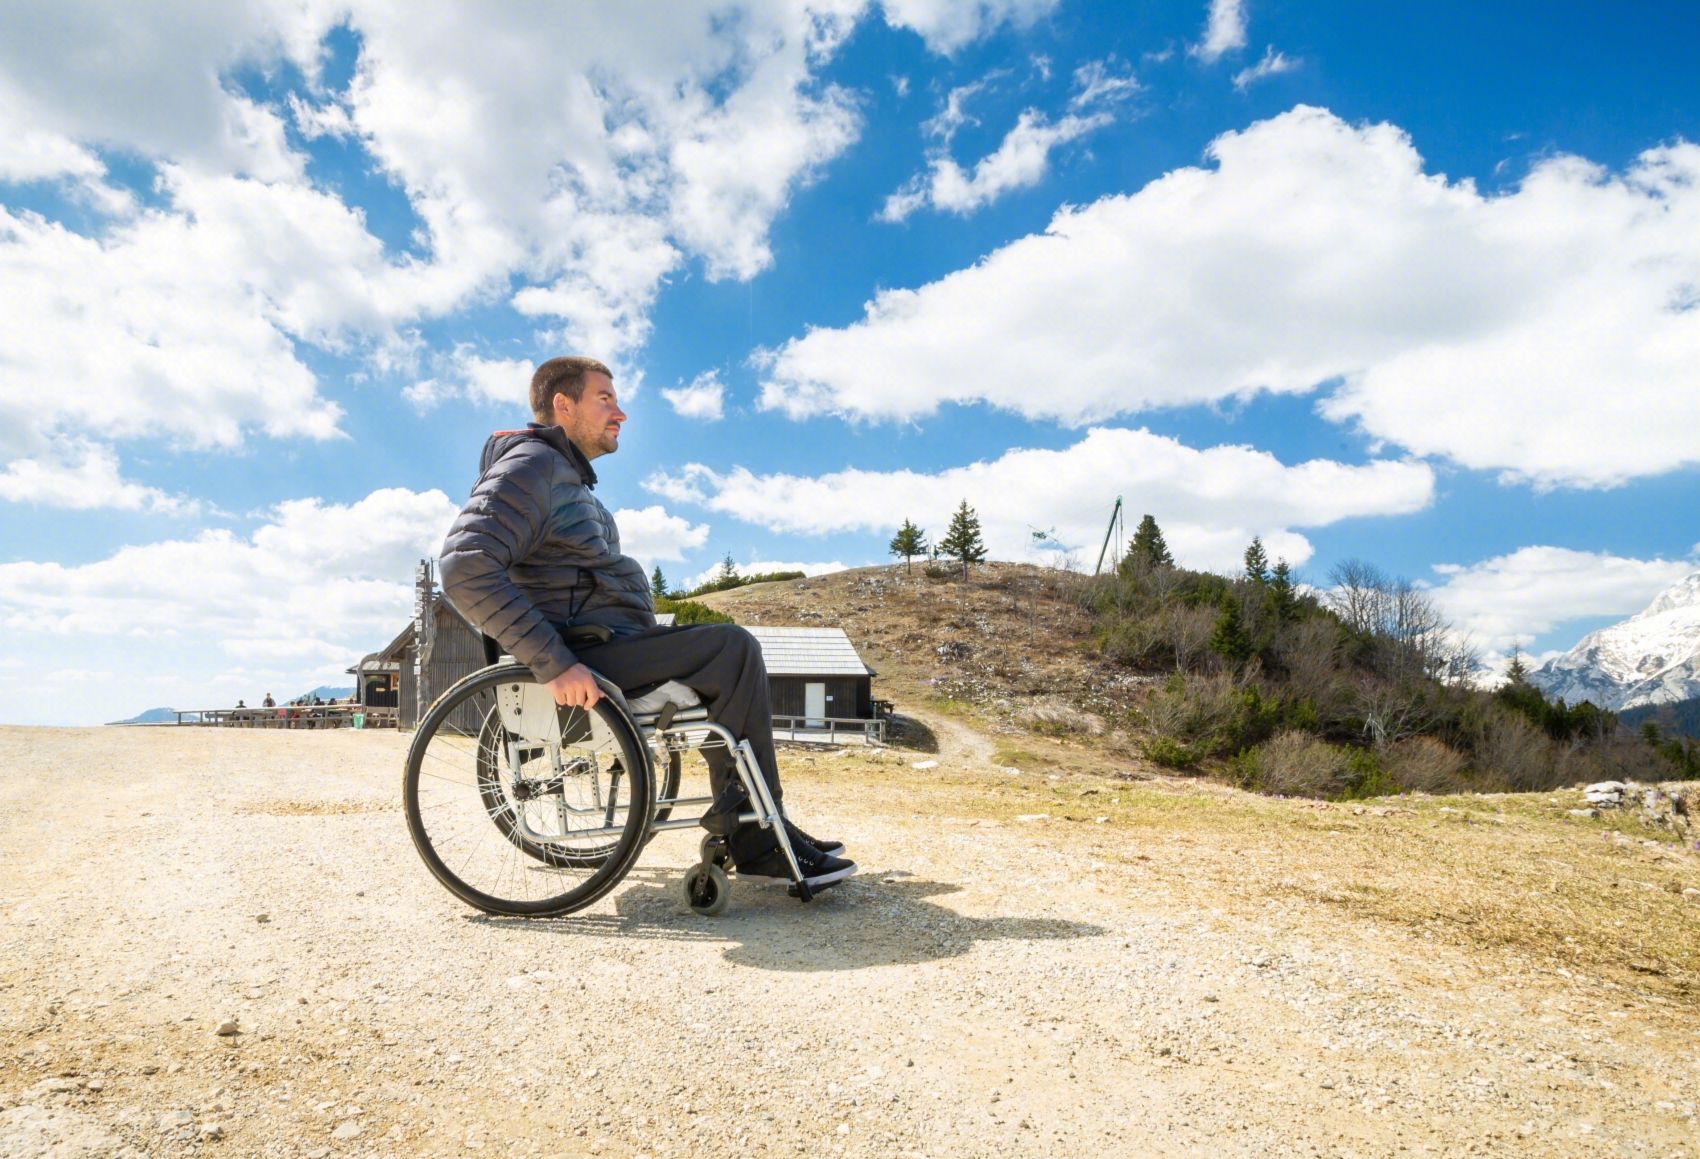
439;424;654;683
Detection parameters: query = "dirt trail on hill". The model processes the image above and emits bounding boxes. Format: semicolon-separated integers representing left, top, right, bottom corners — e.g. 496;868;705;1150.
1;723;1697;1158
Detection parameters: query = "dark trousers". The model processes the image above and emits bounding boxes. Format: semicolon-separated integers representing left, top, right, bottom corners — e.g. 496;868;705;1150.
572;623;783;859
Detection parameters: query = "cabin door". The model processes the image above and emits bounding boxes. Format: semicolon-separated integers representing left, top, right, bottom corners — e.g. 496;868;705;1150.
804;682;827;729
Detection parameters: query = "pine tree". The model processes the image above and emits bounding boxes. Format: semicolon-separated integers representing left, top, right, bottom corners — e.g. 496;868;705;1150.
1503;645;1529;687
937;500;987;580
650;565;669;599
1123;514;1174;573
717;553;739;585
1210;591;1253;665
889;519;928;574
1265;559;1298;623
1243;537;1270;585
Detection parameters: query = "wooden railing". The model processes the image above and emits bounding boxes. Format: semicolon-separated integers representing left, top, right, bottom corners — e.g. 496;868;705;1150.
770;714;885;744
134;705;400;729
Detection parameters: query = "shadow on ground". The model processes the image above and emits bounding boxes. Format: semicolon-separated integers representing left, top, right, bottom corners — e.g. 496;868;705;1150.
470;868;1102;972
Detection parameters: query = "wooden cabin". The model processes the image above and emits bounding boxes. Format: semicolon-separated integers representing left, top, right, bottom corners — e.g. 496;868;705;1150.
743;626;880;741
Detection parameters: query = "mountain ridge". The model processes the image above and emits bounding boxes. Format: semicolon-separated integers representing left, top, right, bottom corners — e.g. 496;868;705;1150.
1531;570;1700;711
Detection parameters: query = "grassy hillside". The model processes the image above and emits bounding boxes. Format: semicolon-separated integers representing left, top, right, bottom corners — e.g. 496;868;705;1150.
702;561;1682;795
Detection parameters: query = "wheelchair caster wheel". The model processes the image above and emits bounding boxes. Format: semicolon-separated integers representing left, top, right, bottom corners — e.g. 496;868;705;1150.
683;862;730;916
698;833;730;868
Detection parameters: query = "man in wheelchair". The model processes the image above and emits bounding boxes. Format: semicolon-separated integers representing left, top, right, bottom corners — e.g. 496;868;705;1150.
439;356;856;893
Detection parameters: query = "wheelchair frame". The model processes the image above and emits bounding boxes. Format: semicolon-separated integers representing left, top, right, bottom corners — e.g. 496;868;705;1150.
402;655;819;918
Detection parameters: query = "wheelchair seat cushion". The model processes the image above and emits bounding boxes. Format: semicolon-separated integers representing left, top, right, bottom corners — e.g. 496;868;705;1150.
623;679;703;715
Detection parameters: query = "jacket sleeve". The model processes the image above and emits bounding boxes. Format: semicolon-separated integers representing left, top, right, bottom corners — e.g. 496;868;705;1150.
439;448;580;684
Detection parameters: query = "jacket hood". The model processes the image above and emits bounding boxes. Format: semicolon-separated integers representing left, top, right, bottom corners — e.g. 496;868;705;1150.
479;423;597;487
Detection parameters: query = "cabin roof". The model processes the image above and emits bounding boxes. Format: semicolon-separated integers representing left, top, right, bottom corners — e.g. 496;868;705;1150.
745;626;875;677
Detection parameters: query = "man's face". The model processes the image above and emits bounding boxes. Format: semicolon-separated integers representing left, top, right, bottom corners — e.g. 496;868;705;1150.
554;371;625;459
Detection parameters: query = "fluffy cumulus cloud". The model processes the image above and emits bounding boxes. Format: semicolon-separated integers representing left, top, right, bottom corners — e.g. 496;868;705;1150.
662;371;727;421
0;2;889;509
648;426;1434;572
1192;0;1248;63
878;0;1059;55
880;57;1134;221
612;505;712;564
1425;546;1699;654
0;485;462;723
0;439;198;515
764;106;1700;489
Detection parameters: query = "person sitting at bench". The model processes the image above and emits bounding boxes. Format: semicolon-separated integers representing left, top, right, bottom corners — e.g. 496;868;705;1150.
439;356;855;892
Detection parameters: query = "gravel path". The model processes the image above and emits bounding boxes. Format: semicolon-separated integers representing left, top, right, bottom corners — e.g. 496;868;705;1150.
1;725;1695;1158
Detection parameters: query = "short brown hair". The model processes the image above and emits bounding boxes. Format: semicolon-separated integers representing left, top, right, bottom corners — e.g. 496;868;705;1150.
530;356;612;422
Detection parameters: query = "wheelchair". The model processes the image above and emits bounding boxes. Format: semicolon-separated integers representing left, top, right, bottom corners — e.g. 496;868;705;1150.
401;628;822;918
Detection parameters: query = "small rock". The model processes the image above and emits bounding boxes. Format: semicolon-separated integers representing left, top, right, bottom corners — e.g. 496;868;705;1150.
332;1120;363;1141
1568;809;1600;819
214;1019;241;1037
1015;813;1050;823
254;913;270;923
201;1122;225;1140
158;1110;194;1130
911;760;938;769
140;1064;160;1075
85;1079;105;1092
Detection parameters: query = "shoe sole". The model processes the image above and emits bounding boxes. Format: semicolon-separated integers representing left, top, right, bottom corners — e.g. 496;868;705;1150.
734;862;858;889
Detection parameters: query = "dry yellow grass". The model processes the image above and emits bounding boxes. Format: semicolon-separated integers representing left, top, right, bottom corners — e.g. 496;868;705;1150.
812;744;1700;1002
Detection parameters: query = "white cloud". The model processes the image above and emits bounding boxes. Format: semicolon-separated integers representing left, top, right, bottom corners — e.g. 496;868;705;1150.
648;426;1434;572
769;106;1700;489
1425;546;1699;653
879;0;1058;55
613;505;712;564
0;2;892;496
0;439;198;515
0;486;458;639
880;61;1129;222
662;371;727;422
1193;0;1248;63
1070;58;1140;110
0;485;461;722
1233;46;1295;91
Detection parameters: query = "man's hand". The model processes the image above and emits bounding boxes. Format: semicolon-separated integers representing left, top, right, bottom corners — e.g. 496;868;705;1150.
545;663;604;709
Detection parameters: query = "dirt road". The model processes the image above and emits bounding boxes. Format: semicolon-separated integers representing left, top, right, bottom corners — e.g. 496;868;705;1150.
1;725;1695;1157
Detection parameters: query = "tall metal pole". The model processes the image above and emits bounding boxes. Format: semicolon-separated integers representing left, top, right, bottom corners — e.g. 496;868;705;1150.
1094;496;1124;576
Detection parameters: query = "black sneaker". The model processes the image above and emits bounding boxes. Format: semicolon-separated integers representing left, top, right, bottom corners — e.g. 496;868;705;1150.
734;845;857;890
784;820;845;858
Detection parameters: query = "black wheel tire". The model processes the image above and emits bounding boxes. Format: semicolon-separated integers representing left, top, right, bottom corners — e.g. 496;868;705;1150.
698;832;730;868
683;862;730;916
403;663;653;918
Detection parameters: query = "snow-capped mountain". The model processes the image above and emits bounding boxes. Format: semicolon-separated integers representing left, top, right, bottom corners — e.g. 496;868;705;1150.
1530;571;1700;711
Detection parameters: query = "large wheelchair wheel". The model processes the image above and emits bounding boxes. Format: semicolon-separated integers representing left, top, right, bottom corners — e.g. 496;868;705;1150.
404;663;653;917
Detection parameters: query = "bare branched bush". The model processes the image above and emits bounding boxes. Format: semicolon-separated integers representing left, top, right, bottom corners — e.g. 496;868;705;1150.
1243;730;1354;797
1470;712;1559;792
1016;697;1106;737
1381;735;1469;793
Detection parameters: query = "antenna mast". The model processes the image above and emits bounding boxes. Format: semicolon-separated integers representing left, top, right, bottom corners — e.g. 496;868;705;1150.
1093;496;1124;576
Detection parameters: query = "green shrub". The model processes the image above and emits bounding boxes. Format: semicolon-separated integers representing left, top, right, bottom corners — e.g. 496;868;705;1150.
654;597;732;625
1142;735;1200;769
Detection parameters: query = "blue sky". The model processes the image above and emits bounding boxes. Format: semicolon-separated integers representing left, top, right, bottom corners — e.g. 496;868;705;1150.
2;0;1697;725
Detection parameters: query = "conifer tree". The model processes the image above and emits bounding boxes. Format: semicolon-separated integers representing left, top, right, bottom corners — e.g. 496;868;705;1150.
889;519;928;573
1503;645;1529;687
717;553;739;585
1265;559;1298;623
1210;591;1253;665
1122;514;1174;572
650;565;669;599
937;500;988;580
1243;537;1270;585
